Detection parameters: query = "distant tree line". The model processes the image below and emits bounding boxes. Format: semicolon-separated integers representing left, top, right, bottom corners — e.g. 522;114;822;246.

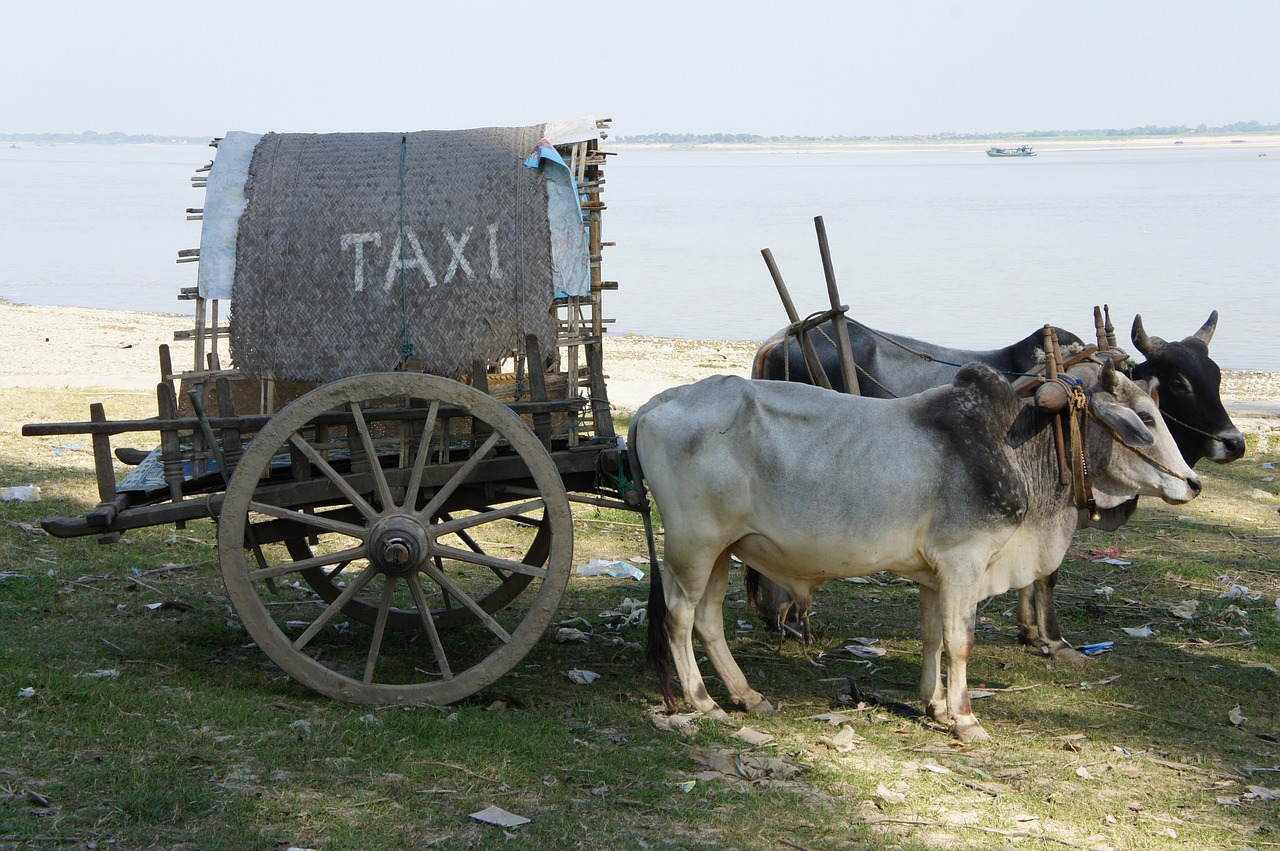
615;120;1280;144
0;130;212;144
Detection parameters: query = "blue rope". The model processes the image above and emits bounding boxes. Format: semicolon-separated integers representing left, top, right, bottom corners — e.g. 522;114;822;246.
397;135;415;362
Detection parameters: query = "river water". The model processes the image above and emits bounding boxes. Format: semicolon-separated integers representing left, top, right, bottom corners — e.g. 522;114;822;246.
2;141;1276;370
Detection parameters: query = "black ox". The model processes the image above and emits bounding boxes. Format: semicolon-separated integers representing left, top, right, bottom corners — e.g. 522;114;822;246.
749;311;1245;660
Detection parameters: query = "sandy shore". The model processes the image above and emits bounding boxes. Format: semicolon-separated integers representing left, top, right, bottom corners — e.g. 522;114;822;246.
2;302;1277;429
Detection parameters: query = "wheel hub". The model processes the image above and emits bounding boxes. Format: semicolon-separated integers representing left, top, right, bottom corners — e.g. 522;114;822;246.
369;516;431;576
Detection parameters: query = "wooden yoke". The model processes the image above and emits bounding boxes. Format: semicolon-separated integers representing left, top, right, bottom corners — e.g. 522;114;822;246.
758;216;863;396
760;248;833;391
1042;326;1073;486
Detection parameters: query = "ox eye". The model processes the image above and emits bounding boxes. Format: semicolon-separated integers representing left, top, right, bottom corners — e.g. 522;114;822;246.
1138;411;1157;426
1168;377;1190;393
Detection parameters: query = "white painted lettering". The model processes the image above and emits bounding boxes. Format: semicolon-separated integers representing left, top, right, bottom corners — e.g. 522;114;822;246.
487;222;502;279
442;226;475;283
340;232;382;292
383;230;439;290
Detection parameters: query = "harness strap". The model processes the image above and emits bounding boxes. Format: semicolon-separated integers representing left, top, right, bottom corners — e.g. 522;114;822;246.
1066;386;1098;520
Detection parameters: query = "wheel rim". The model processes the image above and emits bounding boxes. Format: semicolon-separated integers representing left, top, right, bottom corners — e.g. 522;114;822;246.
218;373;573;705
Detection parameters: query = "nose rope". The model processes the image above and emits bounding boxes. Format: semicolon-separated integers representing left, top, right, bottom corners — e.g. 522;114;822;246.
1064;385;1193;520
1159;408;1232;443
1085;405;1193;481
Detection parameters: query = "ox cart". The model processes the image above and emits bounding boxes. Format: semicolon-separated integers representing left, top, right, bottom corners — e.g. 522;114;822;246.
22;120;645;706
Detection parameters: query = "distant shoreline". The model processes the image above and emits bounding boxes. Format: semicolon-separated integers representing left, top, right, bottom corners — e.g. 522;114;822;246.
4;131;1278;155
611;133;1280;156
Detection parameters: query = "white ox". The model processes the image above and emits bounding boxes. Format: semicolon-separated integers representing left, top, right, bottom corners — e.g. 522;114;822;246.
632;361;1200;741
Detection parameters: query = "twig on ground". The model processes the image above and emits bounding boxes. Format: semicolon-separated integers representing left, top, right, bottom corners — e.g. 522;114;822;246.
864;817;1084;848
139;562;203;576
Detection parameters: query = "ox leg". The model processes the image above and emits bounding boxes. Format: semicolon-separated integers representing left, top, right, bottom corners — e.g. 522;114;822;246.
938;584;989;743
918;586;949;725
664;548;735;724
1018;572;1085;663
1016;584;1042;648
696;555;774;715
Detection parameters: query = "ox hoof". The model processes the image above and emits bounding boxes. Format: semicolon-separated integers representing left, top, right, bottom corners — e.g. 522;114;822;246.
955;720;991;743
745;696;775;715
1045;643;1087;664
703;707;736;727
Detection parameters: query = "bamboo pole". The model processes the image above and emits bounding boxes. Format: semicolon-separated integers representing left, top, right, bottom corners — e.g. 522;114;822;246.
813;216;860;396
760;248;833;390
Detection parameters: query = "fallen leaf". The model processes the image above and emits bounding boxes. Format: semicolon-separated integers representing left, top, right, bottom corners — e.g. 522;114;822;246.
650;711;698;737
470;805;530;827
1245;786;1280;801
75;669;120;679
690;746;810;784
731;726;775;746
1228;706;1246;726
566;669;600;685
875;782;907;805
818;726;866;752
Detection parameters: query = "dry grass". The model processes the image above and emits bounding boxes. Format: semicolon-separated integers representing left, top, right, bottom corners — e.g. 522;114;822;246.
2;386;1278;850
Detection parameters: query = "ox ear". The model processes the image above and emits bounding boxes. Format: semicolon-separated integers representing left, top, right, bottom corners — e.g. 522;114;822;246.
1131;314;1167;357
1190;309;1219;347
1094;399;1156;448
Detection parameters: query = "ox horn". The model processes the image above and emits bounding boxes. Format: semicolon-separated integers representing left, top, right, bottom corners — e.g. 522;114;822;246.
1191;310;1219;346
1130;314;1165;357
1101;358;1121;392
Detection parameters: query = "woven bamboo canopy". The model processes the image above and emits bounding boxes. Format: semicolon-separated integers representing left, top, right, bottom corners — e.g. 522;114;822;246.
218;125;569;382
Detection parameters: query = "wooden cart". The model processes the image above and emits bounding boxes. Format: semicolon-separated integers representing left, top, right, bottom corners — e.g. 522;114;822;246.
23;120;644;706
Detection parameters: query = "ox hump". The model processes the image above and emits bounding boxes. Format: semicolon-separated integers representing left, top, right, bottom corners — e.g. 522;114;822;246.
928;363;1028;523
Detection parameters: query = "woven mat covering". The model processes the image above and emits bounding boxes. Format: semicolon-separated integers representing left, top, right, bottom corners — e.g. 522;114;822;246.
229;126;556;381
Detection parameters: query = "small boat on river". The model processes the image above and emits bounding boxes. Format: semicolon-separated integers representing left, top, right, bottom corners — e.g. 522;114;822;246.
986;145;1036;157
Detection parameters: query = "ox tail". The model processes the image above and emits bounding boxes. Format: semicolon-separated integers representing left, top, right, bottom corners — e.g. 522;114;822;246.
743;565;768;622
627;417;677;713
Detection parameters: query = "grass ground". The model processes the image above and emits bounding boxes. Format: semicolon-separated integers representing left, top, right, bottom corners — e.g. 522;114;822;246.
2;387;1278;850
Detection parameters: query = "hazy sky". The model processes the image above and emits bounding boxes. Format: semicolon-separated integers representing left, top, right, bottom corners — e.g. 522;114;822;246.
3;1;1276;138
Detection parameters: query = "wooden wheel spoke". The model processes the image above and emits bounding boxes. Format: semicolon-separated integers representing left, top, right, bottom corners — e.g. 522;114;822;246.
419;431;503;519
419;560;513;643
248;544;367;581
292;564;378;650
362;577;398;684
431;499;546;539
247;500;368;538
430;543;548;579
401;402;440;510
288;432;380;521
407;573;452;680
349;403;396;513
325;560;353;580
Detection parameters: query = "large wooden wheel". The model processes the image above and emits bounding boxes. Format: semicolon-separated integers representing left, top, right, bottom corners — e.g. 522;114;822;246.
217;373;573;705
